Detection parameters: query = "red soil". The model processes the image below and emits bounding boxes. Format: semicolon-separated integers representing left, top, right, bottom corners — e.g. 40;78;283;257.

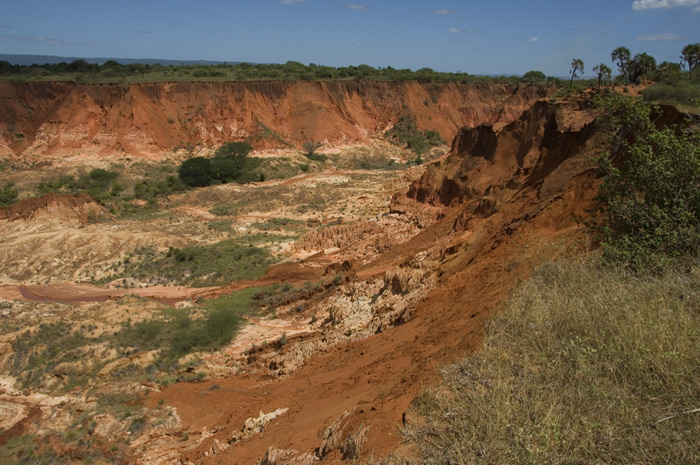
0;81;547;160
148;100;607;464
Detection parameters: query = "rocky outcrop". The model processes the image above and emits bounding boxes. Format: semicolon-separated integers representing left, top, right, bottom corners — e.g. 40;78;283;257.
404;100;602;207
0;81;547;160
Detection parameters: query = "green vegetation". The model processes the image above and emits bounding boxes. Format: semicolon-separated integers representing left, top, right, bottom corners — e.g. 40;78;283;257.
594;94;700;269
384;114;445;155
0;435;62;465
31;163;186;217
8;286;275;391
593;63;612;90
101;238;276;287
117;287;266;361
680;43;700;81
403;259;700;465
569;58;584;89
10;322;92;389
178;142;262;187
641;79;700;109
36;168;123;203
0;59;533;84
0;182;18;206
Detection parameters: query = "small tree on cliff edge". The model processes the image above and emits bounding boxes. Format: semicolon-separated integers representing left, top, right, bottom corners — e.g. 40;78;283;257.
569;59;584;90
302;141;322;156
593;64;612;91
681;43;700;81
611;46;631;84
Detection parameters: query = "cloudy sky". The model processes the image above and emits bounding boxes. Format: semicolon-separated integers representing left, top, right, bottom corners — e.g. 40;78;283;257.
1;0;698;76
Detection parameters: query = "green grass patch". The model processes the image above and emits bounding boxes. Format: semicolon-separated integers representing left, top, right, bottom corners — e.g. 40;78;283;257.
402;259;700;465
116;286;273;361
0;435;62;465
10;322;95;389
251;217;307;232
101;239;276;287
641;80;700;110
303;152;328;163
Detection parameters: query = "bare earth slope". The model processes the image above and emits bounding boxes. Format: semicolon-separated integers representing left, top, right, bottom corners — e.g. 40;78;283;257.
0;81;546;160
0;87;622;465
145;100;607;465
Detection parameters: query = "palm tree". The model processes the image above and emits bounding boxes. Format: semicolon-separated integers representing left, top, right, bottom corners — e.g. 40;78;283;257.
611;46;631;83
681;43;700;81
593;64;612;90
569;58;584;90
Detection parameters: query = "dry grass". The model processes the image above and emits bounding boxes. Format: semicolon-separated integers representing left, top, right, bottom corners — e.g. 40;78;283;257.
403;258;700;465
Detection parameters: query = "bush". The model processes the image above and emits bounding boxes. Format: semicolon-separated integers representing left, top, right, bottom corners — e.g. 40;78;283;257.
641;80;700;108
594;94;700;269
302;141;322;156
384;114;445;154
0;182;18;206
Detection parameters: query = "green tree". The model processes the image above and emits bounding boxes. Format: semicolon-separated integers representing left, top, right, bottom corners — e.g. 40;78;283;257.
628;52;656;84
178;157;215;187
595;94;700;268
593;64;612;90
611;46;631;83
569;58;584;90
522;70;546;85
681;43;700;81
214;141;252;158
656;61;682;82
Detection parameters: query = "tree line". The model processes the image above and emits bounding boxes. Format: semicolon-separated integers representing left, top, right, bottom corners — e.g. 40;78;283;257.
569;43;700;88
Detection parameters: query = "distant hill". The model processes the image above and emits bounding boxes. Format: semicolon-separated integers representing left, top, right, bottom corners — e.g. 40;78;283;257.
0;53;240;66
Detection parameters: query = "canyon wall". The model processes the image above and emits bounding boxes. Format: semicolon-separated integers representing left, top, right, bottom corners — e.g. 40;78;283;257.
0;80;546;160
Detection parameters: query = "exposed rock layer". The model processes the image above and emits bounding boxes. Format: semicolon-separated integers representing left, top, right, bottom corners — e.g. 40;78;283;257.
0;81;546;160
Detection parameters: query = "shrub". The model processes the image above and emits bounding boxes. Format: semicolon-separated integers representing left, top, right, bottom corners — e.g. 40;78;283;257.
384;114;444;154
0;182;18;206
302;141;322;156
594;94;700;269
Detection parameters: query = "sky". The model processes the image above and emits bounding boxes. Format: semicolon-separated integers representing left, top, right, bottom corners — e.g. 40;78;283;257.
1;0;699;76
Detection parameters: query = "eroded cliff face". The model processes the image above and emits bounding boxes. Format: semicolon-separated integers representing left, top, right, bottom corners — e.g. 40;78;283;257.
0;81;547;160
404;100;603;208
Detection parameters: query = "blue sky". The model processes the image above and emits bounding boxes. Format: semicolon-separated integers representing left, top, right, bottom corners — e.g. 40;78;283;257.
1;0;698;76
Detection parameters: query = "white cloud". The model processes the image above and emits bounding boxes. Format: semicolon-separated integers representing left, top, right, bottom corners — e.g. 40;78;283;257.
433;9;458;15
346;4;368;10
632;0;700;10
279;0;306;4
637;33;683;40
695;4;700;10
449;28;460;33
528;36;539;42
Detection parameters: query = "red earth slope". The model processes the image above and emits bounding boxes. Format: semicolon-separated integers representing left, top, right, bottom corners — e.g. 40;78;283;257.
146;99;608;465
0;81;546;160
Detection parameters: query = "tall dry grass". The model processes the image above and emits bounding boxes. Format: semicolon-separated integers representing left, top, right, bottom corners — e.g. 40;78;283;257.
403;258;700;464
